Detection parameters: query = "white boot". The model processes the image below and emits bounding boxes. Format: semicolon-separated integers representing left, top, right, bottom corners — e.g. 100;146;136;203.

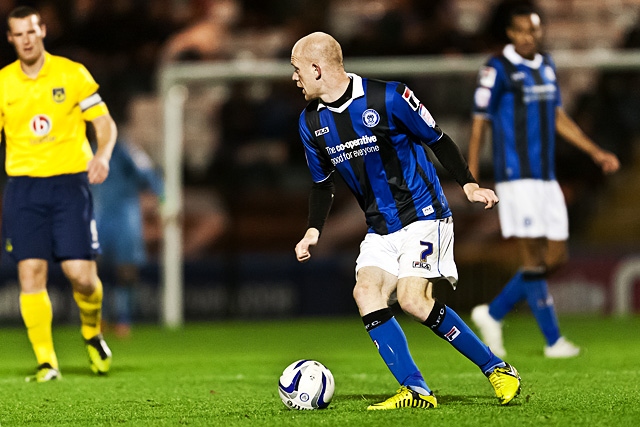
544;336;580;358
471;304;506;358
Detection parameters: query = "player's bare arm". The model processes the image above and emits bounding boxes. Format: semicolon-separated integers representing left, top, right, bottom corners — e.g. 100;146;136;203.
295;227;320;262
591;149;620;174
467;116;490;180
555;107;620;174
88;113;117;184
463;183;499;209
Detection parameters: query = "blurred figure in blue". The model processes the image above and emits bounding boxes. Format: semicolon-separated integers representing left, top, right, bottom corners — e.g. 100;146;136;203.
92;139;163;337
467;6;619;358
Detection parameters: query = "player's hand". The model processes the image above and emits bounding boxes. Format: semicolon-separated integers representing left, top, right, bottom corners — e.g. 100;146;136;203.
592;150;620;175
295;228;320;262
463;183;499;209
87;154;110;184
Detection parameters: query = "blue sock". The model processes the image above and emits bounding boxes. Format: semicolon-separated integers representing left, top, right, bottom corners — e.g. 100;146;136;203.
424;302;504;375
363;308;431;395
489;271;526;320
523;272;561;346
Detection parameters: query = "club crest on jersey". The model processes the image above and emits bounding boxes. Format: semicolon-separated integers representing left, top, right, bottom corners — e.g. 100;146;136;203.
362;109;380;127
315;126;329;137
52;88;66;103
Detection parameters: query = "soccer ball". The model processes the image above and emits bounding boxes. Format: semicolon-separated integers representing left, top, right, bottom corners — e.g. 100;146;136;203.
278;359;335;410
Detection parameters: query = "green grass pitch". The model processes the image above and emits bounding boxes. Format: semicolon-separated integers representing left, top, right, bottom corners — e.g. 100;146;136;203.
0;314;638;426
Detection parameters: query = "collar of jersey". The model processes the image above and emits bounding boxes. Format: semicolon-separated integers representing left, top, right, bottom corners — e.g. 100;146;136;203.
17;51;52;80
503;44;543;69
317;73;364;113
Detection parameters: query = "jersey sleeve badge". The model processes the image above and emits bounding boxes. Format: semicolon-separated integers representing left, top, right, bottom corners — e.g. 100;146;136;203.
544;65;556;82
478;66;497;88
418;105;436;128
474;87;492;109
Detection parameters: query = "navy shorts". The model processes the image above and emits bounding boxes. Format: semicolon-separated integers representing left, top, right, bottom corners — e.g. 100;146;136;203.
2;173;100;263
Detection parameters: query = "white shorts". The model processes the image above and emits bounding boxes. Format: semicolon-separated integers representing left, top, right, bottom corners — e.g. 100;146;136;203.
355;218;458;282
495;179;569;240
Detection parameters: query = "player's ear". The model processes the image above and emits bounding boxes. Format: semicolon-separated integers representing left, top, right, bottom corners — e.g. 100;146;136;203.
40;23;47;38
505;27;515;42
314;64;321;80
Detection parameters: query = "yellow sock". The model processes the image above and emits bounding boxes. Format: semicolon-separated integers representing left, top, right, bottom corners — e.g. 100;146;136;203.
73;278;104;340
20;290;59;370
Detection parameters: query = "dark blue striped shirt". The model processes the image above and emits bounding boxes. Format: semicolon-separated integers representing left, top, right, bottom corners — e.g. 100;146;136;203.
298;74;452;235
473;44;562;182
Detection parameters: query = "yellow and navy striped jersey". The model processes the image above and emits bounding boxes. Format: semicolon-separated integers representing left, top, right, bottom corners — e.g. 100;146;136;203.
0;52;109;177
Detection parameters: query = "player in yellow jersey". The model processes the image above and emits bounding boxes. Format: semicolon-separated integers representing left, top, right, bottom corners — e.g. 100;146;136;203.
0;6;117;382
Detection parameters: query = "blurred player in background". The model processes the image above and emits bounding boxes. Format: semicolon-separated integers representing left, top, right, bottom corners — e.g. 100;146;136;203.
92;139;163;338
467;6;620;358
0;6;116;381
292;32;520;409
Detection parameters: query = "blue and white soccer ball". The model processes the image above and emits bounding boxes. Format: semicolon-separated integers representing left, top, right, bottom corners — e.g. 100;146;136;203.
278;359;335;410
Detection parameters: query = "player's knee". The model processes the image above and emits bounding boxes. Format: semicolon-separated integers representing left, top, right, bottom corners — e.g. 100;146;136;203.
397;289;434;320
71;278;95;295
546;252;569;273
65;270;97;295
17;261;48;292
62;260;99;295
352;280;384;308
352;281;369;304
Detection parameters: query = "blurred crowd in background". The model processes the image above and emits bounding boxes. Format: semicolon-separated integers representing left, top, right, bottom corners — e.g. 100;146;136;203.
2;0;640;265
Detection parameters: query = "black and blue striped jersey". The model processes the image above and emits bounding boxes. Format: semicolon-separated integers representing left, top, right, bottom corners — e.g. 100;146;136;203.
298;74;452;235
473;44;562;182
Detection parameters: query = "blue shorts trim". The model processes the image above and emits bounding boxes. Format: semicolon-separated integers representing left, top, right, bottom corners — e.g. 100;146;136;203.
2;173;100;263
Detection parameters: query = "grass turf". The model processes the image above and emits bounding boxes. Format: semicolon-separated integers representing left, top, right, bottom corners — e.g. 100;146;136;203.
0;314;638;426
